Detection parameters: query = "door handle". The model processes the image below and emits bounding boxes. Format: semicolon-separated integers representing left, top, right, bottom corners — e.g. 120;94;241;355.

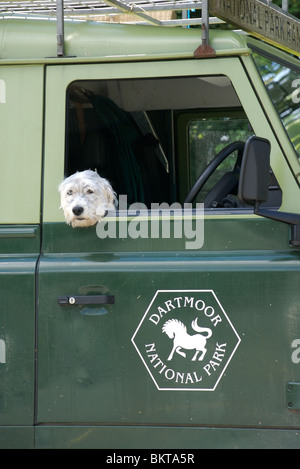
58;295;115;306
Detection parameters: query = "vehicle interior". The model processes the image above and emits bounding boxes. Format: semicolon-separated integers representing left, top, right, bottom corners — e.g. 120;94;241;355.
65;76;282;211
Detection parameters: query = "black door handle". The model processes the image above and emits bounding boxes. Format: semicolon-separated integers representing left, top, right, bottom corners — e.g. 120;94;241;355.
58;295;115;306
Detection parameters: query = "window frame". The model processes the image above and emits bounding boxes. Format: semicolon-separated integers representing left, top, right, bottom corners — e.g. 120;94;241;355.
42;57;297;224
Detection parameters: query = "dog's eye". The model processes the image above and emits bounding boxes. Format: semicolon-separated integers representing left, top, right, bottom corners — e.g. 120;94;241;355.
67;190;73;196
87;189;94;194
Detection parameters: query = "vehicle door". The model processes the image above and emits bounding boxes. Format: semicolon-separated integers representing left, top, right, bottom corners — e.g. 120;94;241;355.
36;56;300;448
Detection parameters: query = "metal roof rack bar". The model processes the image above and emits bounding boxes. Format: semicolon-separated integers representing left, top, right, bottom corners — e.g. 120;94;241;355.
98;0;161;25
69;2;204;15
0;0;217;20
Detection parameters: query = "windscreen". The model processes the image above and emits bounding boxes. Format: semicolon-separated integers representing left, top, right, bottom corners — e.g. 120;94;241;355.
253;52;300;158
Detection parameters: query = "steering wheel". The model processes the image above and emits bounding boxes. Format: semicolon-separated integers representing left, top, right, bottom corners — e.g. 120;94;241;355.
184;141;245;206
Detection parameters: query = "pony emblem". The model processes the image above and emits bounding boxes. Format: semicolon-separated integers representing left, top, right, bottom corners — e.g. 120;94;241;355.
132;290;241;391
162;318;212;361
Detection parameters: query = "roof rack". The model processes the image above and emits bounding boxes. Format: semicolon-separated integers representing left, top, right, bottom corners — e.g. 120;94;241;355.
0;0;299;58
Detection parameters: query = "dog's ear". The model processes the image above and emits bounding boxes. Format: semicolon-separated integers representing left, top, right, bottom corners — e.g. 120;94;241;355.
58;181;64;195
58;177;68;195
103;180;117;209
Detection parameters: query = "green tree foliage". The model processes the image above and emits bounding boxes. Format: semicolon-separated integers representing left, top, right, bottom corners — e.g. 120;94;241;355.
272;0;300;18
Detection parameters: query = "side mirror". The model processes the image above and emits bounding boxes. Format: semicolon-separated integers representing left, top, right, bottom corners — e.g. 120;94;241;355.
238;136;270;206
238;135;300;246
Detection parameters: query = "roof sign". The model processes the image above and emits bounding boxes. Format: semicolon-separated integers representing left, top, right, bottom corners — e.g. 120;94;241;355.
209;0;300;56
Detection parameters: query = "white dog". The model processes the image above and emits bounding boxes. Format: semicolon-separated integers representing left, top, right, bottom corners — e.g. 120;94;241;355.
58;170;117;227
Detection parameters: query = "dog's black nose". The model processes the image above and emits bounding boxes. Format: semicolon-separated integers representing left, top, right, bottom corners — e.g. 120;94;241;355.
72;206;84;216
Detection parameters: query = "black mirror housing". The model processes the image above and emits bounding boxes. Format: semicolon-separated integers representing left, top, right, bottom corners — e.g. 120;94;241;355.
238;136;300;246
238;136;271;205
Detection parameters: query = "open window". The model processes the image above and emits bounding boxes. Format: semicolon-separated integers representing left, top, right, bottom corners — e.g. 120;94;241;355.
65;75;281;210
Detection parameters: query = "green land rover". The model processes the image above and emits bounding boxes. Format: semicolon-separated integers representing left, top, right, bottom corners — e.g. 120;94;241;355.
1;0;300;449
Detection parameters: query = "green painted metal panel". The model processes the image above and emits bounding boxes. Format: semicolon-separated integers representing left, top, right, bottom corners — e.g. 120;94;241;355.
0;225;40;254
0;65;43;224
37;218;300;432
35;425;300;449
0;19;249;62
0;226;40;425
42;217;288;253
0;427;34;449
287;382;300;410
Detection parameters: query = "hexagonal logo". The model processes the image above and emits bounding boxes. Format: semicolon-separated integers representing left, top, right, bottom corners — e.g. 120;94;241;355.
132;290;241;391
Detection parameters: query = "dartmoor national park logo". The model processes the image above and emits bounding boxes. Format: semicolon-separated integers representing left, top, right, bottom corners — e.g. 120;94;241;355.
131;290;241;391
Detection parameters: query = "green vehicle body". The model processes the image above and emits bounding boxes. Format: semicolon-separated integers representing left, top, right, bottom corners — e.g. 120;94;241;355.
1;17;300;449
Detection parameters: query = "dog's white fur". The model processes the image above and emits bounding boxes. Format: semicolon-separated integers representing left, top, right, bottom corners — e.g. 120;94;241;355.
58;170;116;227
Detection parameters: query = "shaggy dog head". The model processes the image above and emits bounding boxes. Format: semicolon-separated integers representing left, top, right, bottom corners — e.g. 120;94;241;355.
58;170;117;227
